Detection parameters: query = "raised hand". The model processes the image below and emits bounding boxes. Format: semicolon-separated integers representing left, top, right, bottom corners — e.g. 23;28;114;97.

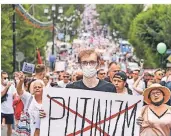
39;109;46;118
18;72;25;81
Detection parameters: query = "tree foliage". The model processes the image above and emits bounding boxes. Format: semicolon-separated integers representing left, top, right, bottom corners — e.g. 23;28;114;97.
1;4;83;74
129;5;171;68
97;4;171;68
96;4;144;39
1;5;14;73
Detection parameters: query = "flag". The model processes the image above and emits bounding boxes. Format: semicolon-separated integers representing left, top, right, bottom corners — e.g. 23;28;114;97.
36;48;42;64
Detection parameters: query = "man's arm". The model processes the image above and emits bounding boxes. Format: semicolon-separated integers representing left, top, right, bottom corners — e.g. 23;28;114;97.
1;82;12;97
16;72;25;96
133;75;144;95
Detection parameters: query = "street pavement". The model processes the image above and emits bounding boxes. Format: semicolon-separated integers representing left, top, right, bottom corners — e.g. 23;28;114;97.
1;126;16;136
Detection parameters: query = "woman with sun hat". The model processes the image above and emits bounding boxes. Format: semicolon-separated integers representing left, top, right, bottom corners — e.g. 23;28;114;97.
137;83;171;136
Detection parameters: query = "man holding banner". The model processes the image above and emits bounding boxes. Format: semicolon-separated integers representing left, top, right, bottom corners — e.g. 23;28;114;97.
39;49;144;136
66;49;116;93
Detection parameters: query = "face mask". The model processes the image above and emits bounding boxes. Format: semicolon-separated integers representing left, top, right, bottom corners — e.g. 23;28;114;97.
3;79;8;85
82;66;97;78
151;98;164;106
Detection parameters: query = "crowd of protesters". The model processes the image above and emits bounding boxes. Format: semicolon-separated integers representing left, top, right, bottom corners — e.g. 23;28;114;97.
1;49;171;136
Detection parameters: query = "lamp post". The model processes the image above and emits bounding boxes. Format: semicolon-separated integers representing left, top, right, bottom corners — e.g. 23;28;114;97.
12;4;16;72
44;5;63;71
157;42;167;68
44;5;57;55
57;7;80;42
113;29;119;45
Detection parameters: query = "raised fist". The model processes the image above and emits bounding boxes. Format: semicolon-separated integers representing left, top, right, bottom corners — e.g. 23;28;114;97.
18;72;25;81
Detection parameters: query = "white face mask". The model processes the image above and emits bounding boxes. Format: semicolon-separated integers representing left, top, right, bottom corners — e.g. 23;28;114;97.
82;66;97;78
3;79;8;85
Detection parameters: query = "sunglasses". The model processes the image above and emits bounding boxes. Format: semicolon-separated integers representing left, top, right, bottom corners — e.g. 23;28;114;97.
99;73;105;75
63;76;69;78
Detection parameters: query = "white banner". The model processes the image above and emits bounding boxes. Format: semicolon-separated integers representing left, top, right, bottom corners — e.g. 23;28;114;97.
22;62;35;74
40;88;143;136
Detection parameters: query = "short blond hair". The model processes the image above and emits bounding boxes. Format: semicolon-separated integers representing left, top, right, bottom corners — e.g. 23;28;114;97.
35;64;45;73
33;79;45;87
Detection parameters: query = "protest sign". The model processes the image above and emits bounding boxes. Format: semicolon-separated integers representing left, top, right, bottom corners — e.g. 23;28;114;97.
22;62;35;73
55;61;66;71
40;88;143;136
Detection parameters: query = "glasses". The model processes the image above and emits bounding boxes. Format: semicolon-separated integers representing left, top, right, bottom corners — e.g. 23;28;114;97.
81;61;97;67
158;73;163;76
133;73;139;75
99;73;105;75
63;76;69;78
3;77;8;80
57;71;64;74
150;91;162;96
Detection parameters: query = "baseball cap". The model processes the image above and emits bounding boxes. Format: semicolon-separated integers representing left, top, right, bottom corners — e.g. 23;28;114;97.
113;71;127;81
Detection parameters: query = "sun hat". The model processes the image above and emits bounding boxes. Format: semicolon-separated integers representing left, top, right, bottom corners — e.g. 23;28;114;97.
143;83;171;104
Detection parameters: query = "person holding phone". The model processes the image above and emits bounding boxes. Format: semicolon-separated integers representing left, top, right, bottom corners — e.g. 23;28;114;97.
127;68;146;95
127;59;146;95
133;72;145;95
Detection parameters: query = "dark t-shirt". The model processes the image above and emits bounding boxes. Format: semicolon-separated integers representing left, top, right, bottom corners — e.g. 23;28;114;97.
66;79;116;93
104;77;111;83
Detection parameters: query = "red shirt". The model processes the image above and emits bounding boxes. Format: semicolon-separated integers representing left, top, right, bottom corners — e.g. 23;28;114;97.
13;96;24;120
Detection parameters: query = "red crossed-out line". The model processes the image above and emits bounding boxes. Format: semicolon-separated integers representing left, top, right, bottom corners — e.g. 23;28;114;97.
47;94;141;136
47;95;109;136
68;100;141;136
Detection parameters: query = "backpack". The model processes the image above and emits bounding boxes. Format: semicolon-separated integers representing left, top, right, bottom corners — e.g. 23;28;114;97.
15;96;33;136
1;87;9;103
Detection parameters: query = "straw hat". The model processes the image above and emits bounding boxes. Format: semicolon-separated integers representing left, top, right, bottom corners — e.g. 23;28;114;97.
143;83;171;104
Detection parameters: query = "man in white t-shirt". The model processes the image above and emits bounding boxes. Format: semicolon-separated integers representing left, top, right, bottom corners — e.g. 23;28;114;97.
1;72;17;136
57;72;70;88
162;68;171;82
127;69;145;95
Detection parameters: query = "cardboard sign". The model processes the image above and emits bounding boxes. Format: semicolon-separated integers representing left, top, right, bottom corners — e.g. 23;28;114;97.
55;61;66;71
40;88;143;136
22;62;35;73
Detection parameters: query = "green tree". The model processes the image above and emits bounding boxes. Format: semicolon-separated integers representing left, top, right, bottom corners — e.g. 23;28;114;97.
129;5;171;68
96;4;144;39
1;5;14;73
1;4;84;74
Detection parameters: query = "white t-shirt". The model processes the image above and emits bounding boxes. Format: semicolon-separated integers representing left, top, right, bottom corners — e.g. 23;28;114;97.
57;80;69;88
21;91;42;136
161;76;167;82
127;79;145;95
1;84;16;114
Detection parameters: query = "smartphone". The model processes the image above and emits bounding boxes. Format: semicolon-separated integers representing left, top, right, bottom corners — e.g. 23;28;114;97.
140;59;144;63
139;69;144;76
